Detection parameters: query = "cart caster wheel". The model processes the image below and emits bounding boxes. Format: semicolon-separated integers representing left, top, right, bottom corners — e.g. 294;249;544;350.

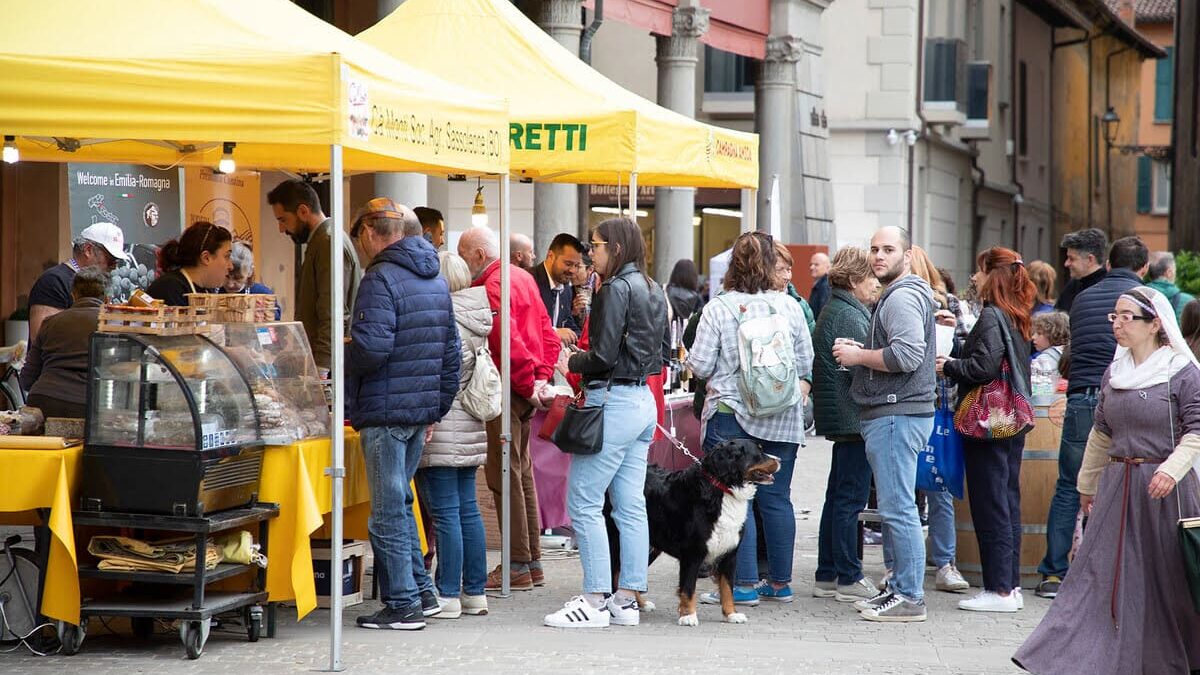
131;617;154;640
180;618;210;660
246;605;263;643
56;620;86;655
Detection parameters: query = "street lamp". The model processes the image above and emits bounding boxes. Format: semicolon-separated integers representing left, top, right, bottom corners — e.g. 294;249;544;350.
1101;107;1121;147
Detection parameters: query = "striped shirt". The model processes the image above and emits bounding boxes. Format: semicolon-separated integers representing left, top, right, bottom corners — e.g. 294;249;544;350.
686;290;813;445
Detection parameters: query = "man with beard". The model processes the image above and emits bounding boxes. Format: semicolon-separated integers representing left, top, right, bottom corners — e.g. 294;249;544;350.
268;179;362;371
833;225;936;623
532;233;586;345
510;233;535;271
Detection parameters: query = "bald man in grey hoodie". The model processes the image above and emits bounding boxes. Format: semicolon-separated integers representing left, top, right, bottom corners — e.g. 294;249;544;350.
833;226;937;623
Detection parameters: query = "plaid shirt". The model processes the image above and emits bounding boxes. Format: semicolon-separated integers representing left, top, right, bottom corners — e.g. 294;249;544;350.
686;290;813;445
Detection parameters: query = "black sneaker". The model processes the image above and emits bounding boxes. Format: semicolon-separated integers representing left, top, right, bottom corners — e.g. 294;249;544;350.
1035;576;1062;599
420;590;442;617
357;604;426;630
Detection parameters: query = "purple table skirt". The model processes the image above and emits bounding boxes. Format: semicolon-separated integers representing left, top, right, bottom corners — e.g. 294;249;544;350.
529;396;703;530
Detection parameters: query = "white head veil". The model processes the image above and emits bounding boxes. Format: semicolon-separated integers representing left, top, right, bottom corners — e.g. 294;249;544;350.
1108;285;1200;480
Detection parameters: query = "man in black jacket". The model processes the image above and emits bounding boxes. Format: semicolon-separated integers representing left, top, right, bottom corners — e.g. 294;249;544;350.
532;233;585;345
1036;235;1148;599
1054;228;1107;313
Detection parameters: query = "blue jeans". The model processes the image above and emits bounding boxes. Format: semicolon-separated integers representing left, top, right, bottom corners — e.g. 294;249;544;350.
416;466;487;598
816;440;871;585
925;489;956;568
1038;391;1097;579
702;412;799;586
567;384;655;594
361;425;434;610
862;414;932;602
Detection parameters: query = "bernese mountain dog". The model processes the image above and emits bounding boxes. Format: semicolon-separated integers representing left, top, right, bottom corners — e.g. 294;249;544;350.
605;439;780;626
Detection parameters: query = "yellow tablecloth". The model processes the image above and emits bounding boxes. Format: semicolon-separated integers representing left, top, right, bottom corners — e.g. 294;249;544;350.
0;428;411;624
259;428;374;619
0;445;83;624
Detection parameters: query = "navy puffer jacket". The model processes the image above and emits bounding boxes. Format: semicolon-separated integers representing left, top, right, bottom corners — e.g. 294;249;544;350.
1066;268;1142;392
346;237;461;429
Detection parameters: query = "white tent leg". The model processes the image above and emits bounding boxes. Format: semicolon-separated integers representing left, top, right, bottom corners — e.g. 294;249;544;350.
629;172;638;218
741;188;757;233
498;174;512;598
326;144;346;672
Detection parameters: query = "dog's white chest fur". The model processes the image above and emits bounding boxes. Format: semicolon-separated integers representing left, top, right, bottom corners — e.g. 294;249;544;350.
703;485;757;564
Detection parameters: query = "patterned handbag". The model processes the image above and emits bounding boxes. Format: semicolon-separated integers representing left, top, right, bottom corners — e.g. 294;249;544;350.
953;307;1034;440
953;359;1035;439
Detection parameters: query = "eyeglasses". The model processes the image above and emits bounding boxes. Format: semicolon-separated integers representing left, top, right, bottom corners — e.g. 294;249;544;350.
1107;312;1154;324
591;240;608;248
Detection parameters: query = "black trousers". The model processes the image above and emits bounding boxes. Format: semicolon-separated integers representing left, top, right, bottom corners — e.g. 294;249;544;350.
963;435;1024;593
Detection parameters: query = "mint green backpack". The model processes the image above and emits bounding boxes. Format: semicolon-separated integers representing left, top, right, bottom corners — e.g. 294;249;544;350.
715;294;802;417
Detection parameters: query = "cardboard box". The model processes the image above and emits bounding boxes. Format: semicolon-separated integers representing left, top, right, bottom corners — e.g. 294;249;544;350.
311;540;366;608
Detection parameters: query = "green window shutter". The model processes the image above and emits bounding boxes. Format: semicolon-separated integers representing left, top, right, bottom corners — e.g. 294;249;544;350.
1137;155;1153;213
1155;47;1174;122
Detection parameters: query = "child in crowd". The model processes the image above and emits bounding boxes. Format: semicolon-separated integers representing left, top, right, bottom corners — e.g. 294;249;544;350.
1031;311;1069;372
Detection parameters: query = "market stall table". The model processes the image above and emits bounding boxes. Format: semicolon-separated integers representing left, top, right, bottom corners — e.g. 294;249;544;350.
0;428;394;625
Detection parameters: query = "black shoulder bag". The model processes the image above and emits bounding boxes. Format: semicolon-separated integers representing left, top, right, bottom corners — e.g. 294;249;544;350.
552;277;635;455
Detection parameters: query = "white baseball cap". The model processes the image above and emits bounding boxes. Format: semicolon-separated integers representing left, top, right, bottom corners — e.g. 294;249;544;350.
79;222;130;262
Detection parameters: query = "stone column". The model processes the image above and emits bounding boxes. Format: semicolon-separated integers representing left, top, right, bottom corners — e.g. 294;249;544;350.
534;0;582;256
376;0;429;208
756;35;802;236
653;2;710;282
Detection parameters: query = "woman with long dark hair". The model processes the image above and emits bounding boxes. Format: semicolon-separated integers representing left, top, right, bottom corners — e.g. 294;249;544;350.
666;258;702;322
543;218;668;629
937;246;1034;612
146;220;233;306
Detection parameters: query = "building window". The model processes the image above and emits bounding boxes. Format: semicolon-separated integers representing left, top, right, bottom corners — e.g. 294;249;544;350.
1018;61;1028;157
704;46;755;94
1153;159;1171;214
1155;47;1175;123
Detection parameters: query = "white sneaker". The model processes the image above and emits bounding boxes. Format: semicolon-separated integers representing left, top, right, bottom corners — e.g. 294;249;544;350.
935;564;970;592
835;577;879;603
605;594;640;626
813;580;838;598
1014;588;1024;610
876;569;893;591
957;591;1019;613
544;596;610;628
462;594;489;616
433;597;461;619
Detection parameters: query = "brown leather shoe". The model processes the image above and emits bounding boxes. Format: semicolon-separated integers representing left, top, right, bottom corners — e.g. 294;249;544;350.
485;564;533;591
530;566;545;587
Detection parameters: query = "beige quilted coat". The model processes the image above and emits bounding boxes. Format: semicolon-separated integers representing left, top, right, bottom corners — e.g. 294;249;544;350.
420;286;492;468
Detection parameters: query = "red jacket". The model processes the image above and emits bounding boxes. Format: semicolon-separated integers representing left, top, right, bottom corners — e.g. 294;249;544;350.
473;260;560;399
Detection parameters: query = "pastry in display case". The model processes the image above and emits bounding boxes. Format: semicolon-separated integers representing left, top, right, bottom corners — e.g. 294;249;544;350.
80;333;264;516
215;322;330;445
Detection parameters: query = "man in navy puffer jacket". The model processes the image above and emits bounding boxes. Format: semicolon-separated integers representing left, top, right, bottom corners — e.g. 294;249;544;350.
1036;235;1147;599
346;198;461;631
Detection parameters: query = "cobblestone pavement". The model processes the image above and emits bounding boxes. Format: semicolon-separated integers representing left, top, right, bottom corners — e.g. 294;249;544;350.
4;437;1043;674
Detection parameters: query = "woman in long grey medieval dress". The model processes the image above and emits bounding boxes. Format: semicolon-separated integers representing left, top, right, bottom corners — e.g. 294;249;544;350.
1014;286;1200;674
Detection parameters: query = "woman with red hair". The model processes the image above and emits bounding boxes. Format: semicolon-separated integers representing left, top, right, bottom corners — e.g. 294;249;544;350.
936;247;1035;613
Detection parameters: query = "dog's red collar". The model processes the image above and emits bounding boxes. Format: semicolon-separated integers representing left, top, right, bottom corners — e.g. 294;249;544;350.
701;469;733;495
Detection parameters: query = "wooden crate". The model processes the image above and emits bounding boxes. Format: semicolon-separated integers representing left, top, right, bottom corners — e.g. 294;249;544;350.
187;293;278;323
312;540;366;608
97;305;210;335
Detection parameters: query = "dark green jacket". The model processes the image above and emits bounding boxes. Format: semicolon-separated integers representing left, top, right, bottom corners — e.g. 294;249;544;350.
812;288;871;439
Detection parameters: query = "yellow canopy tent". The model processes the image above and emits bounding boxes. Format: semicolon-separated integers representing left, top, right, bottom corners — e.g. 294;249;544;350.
1;2;514;667
0;0;509;176
359;0;758;189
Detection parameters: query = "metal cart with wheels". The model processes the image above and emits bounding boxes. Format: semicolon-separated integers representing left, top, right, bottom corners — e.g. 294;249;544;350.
57;503;278;659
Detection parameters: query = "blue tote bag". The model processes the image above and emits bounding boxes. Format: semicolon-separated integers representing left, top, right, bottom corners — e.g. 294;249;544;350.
917;382;965;499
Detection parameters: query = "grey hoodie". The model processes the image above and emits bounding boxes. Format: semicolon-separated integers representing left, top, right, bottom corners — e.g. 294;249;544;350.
850;273;937;419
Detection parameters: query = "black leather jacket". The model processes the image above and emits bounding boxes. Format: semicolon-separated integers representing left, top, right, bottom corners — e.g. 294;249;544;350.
944;304;1032;403
569;263;668;386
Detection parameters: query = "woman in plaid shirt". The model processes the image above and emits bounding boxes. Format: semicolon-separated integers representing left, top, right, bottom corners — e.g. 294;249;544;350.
687;232;814;606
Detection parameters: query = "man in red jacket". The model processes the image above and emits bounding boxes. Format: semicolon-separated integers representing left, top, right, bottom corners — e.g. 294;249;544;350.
459;225;560;590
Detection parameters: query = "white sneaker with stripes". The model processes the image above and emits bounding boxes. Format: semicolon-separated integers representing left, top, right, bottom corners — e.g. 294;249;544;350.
544;596;611;629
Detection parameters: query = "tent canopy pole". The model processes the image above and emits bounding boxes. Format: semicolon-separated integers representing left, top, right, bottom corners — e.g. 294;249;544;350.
326;143;347;672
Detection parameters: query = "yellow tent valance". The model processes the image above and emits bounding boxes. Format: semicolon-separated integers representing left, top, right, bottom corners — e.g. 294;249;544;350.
359;0;757;189
0;0;510;176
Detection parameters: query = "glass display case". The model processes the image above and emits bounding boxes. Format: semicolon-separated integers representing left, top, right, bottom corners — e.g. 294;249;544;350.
215;322;330;445
80;333;264;516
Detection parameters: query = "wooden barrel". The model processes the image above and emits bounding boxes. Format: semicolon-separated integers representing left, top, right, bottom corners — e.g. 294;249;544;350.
953;399;1064;589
